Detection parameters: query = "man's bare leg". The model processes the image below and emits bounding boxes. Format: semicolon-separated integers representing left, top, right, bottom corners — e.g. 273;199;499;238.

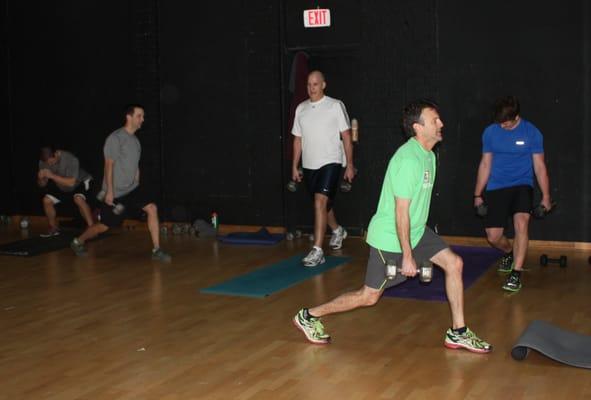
431;248;464;329
73;195;94;227
42;196;58;229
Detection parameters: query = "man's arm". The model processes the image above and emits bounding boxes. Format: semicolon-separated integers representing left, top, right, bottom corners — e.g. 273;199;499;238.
341;129;355;182
395;196;418;276
104;158;115;205
292;136;303;182
533;153;552;210
473;153;492;207
44;171;76;187
37;169;48;187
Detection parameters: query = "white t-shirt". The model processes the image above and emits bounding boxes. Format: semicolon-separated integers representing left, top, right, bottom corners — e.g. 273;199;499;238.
291;95;351;170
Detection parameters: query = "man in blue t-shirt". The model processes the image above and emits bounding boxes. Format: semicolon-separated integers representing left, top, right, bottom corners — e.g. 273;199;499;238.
473;96;552;292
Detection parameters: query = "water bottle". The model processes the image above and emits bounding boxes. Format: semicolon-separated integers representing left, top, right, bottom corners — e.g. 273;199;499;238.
211;212;218;230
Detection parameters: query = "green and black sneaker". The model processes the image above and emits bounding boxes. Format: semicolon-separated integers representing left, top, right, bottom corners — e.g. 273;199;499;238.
497;252;514;273
502;272;522;292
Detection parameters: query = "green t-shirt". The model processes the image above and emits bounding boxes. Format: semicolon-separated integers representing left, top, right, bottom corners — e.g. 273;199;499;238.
366;138;436;252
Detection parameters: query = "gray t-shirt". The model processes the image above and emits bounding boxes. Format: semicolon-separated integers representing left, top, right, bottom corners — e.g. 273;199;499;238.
102;127;141;198
38;150;92;192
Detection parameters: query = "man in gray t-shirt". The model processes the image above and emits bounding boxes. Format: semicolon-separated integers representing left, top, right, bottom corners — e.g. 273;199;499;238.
37;146;94;237
70;104;171;263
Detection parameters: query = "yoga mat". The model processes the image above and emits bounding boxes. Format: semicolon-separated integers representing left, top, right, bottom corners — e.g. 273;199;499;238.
512;320;591;369
217;228;284;246
0;230;110;257
383;245;503;302
201;254;351;298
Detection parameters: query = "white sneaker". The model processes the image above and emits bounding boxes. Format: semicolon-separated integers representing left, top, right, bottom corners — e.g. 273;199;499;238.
329;226;347;250
302;247;325;267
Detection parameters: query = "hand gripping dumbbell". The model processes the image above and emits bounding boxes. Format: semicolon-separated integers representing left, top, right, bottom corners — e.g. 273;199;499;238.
339;167;359;193
286;167;304;192
474;195;488;217
540;254;567;268
531;202;557;219
96;190;126;215
385;261;433;283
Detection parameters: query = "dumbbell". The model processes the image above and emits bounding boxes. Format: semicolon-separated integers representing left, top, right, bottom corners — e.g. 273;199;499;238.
540;254;567;268
385;261;433;283
19;217;30;229
531;202;557;219
286;167;304;192
172;223;183;235
96;190;126;215
339;167;359;193
474;202;488;218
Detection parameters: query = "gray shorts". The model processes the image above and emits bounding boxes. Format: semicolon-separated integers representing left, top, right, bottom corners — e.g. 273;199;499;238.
364;227;448;290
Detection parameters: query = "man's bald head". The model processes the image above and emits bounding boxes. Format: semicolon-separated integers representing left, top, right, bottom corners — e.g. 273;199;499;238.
307;70;326;102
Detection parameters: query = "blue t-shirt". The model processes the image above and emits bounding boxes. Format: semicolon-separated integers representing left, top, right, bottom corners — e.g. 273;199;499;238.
482;118;543;190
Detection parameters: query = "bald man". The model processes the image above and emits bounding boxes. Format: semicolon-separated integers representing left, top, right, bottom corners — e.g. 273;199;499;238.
291;71;355;267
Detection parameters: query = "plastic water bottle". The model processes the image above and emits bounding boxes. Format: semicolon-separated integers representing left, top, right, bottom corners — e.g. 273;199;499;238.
211;212;218;230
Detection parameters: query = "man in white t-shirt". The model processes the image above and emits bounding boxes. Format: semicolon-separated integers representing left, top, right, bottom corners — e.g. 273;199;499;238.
291;70;355;267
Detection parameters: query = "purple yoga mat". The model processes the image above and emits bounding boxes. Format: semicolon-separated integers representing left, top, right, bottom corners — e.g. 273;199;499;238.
383;245;504;302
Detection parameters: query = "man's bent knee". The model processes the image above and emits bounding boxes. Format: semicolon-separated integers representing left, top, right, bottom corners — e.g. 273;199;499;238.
143;203;158;214
73;195;87;206
360;286;382;306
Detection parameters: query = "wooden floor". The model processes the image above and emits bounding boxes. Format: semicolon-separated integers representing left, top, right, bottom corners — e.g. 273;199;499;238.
1;222;591;400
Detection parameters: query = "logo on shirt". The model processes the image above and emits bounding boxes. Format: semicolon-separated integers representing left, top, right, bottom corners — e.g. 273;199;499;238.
423;170;433;188
515;140;525;145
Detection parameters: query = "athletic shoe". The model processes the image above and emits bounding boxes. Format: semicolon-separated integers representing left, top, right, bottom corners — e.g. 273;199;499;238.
497;252;514;273
329;226;348;250
40;227;60;238
70;238;87;256
444;327;492;354
502;273;522;292
293;309;330;344
151;248;172;263
302;247;325;267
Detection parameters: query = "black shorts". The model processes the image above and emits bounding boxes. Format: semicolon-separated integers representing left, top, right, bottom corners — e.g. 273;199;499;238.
98;187;156;228
484;185;533;228
42;179;93;206
303;162;342;203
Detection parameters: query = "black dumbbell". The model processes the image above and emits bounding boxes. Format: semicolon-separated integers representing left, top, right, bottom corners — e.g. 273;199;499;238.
532;202;557;219
385;261;433;283
339;167;359;193
474;202;488;218
286;168;304;192
540;254;567;268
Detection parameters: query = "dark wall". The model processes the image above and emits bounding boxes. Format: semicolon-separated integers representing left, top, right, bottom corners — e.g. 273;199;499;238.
5;1;136;214
434;0;591;241
0;0;13;213
159;1;283;225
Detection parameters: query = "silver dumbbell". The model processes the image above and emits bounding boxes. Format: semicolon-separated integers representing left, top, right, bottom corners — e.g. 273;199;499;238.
97;190;125;215
385;261;433;283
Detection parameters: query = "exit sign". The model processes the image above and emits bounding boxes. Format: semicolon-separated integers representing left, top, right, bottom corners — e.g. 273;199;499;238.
303;9;331;28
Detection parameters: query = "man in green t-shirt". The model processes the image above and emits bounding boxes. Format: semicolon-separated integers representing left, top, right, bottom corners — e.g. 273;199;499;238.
293;99;492;354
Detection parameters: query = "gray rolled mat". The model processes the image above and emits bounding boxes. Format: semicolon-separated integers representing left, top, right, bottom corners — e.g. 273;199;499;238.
511;320;591;369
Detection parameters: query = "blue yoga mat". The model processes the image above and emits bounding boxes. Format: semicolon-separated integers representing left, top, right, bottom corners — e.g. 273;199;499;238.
200;254;351;298
217;228;284;246
383;245;503;302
